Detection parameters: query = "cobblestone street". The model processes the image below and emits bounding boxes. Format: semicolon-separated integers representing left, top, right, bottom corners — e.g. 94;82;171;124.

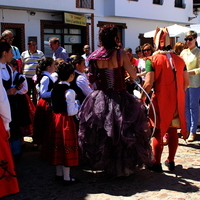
2;132;200;200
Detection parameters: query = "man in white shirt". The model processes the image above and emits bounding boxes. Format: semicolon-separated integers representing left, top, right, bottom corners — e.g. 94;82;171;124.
21;40;45;104
82;45;91;68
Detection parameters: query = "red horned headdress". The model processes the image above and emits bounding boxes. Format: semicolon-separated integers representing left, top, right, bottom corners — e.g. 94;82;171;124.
154;27;170;50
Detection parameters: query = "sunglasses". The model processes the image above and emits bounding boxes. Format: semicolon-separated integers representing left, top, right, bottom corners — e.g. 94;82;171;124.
142;49;151;52
184;38;194;41
28;43;37;46
4;36;14;40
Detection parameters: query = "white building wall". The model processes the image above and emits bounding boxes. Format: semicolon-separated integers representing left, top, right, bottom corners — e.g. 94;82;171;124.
104;0;194;23
0;0;75;11
0;0;94;13
0;9;61;50
93;0;197;51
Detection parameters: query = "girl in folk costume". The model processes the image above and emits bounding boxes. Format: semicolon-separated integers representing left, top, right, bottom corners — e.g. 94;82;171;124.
50;62;79;184
141;27;189;172
1;48;25;158
9;59;35;138
0;42;19;198
33;57;56;151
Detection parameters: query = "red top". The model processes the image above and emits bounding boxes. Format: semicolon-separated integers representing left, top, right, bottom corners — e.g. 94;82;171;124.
148;52;187;139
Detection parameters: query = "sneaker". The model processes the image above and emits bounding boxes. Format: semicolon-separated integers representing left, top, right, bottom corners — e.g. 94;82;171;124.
165;161;175;171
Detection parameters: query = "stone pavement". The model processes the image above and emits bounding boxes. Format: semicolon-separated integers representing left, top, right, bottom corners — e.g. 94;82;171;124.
2;132;200;200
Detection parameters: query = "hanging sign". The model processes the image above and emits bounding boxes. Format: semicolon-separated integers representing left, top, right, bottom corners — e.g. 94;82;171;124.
64;13;86;26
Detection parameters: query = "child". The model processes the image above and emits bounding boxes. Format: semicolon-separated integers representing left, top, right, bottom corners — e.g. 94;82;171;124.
50;62;79;184
4;58;28;158
70;55;93;104
33;57;56;151
0;41;19;198
9;58;35;157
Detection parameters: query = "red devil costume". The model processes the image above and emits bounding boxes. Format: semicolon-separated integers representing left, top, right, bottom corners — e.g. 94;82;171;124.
141;27;189;172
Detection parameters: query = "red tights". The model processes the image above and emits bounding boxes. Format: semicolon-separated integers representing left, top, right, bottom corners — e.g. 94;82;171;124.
152;128;178;164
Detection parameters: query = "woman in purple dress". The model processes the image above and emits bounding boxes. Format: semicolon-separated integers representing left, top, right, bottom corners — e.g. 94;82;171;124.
78;25;152;177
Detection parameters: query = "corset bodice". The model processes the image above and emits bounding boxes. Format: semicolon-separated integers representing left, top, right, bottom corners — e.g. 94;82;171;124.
96;67;126;91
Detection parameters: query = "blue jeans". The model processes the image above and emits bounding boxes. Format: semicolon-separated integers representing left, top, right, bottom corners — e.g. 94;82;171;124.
186;87;200;133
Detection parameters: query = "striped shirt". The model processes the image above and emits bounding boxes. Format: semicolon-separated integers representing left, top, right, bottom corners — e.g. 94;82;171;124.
21;50;45;78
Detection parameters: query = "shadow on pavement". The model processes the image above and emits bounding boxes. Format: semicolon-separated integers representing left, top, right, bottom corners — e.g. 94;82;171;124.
1;140;200;200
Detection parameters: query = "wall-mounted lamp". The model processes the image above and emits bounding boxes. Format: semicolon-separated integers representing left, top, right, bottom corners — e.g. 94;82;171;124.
188;8;198;21
30;11;36;16
27;11;36;16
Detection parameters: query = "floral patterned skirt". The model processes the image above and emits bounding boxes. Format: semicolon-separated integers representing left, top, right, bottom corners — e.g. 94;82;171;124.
0;117;19;198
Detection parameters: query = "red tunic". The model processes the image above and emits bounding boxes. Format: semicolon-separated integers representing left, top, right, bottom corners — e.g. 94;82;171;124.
148;52;187;139
0;117;19;198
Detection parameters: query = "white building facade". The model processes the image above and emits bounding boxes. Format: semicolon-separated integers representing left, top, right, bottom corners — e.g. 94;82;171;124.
0;0;197;56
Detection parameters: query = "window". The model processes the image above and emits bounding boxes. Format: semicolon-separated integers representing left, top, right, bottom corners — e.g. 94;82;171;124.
153;0;163;5
175;0;185;8
77;0;93;9
43;27;83;56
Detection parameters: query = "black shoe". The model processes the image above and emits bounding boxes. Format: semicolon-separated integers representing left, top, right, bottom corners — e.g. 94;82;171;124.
55;175;63;181
148;163;163;172
62;178;80;185
165;161;175;171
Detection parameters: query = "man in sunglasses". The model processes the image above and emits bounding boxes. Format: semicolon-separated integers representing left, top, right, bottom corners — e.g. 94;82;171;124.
2;30;21;60
180;30;200;142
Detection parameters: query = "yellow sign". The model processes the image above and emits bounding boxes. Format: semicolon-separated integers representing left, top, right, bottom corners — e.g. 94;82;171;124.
64;13;86;26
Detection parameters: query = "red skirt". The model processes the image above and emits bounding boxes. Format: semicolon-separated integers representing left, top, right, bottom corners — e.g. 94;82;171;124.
0;117;19;198
43;113;79;167
19;94;36;136
33;98;53;145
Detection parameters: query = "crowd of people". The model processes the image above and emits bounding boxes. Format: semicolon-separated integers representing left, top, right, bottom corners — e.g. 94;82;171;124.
0;25;200;198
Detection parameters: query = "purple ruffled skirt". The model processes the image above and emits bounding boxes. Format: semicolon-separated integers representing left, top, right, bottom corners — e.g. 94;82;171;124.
78;90;152;176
